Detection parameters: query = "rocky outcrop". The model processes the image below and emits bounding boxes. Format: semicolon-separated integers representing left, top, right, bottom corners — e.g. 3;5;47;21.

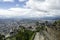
43;26;60;40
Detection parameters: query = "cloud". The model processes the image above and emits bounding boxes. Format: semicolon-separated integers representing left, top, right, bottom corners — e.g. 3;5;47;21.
3;0;14;2
26;0;60;10
46;0;60;10
0;8;31;18
19;0;26;2
16;4;20;7
0;0;60;18
26;0;49;10
25;0;60;17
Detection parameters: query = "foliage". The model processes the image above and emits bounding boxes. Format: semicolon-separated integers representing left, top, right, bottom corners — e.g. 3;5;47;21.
6;28;35;40
36;21;39;26
53;20;60;26
0;34;5;40
16;30;35;40
45;21;48;25
36;26;45;32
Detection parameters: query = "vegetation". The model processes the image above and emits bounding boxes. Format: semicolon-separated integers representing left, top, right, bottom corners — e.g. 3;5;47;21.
0;34;5;40
6;26;36;40
36;26;45;32
16;30;35;40
36;21;39;26
54;20;60;26
36;21;45;32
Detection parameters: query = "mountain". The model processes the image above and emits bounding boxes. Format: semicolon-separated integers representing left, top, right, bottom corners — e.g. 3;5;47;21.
40;16;60;20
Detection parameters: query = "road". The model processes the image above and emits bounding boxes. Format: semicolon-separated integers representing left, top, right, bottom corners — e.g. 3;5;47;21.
34;32;44;40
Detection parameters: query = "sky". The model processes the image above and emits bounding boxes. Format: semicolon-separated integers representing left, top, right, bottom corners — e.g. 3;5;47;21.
0;0;60;18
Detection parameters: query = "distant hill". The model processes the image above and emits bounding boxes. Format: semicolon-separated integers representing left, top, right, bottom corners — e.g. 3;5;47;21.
0;16;60;22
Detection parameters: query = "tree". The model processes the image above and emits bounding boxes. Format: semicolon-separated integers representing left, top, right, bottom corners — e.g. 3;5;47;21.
19;25;25;29
53;21;57;26
56;20;60;26
45;21;48;26
36;21;39;26
0;34;5;40
36;27;40;32
53;20;60;26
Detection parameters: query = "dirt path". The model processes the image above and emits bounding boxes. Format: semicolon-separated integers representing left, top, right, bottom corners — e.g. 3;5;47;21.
34;32;44;40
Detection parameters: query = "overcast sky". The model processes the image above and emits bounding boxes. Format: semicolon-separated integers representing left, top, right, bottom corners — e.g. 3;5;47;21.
0;0;60;18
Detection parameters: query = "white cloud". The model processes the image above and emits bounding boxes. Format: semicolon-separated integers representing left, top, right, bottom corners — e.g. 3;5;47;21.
19;0;25;2
26;0;60;10
16;4;20;7
0;8;31;18
0;0;60;18
26;0;49;10
46;0;60;9
25;0;60;17
3;0;14;2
